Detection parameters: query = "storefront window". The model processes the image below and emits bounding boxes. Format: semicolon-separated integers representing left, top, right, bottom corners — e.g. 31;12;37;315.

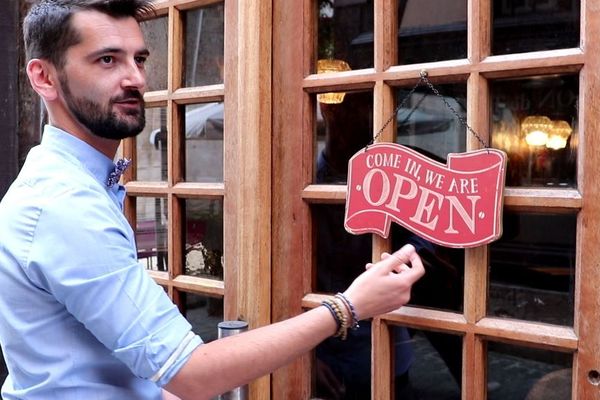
137;107;167;182
184;103;224;182
487;341;572;399
136;196;168;272
491;75;578;187
140;17;168;92
397;0;467;65
178;291;223;343
183;198;224;280
488;211;576;326
317;0;374;72
184;3;224;87
314;91;373;184
492;0;580;55
395;83;467;161
401;330;462;399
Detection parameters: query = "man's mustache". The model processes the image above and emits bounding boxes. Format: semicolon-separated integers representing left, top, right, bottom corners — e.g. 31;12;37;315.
112;90;144;104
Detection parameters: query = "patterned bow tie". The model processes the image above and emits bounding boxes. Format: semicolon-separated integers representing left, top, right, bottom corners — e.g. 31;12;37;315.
107;158;132;187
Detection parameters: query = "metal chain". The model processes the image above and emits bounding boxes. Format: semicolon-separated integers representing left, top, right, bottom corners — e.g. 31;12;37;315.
370;70;489;149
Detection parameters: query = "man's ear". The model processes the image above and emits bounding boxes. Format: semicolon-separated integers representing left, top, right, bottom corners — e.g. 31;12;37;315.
26;58;60;101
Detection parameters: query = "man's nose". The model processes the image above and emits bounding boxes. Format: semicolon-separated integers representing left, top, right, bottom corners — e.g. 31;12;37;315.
122;62;146;91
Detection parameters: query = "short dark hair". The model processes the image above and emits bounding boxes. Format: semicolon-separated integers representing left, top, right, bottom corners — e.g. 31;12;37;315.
23;0;154;68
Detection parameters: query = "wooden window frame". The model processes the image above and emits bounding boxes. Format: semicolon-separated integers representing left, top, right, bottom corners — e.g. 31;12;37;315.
273;0;600;399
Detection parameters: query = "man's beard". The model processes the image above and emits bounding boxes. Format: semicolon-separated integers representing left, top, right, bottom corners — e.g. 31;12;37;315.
59;76;146;140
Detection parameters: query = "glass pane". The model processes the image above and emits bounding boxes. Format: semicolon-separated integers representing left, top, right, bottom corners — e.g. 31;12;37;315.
140;17;168;92
184;198;224;280
402;330;462;399
397;0;467;65
487;342;572;399
395;83;467;161
184;103;224;182
184;3;224;87
491;75;578;187
137;106;167;181
317;0;374;71
488;211;576;326
136;197;168;272
393;225;465;313
315;91;373;184
492;0;580;56
180;291;223;343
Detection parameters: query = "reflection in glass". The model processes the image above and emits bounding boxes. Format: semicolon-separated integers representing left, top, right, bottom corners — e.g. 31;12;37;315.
491;75;578;187
183;199;223;280
184;103;224;182
137;107;167;181
397;0;467;65
185;3;224;87
488;211;576;326
395;83;467;161
401;330;461;399
136;197;168;272
314;91;373;184
140;17;168;92
179;291;223;343
487;342;572;399
317;0;373;71
492;0;580;56
313;203;373;399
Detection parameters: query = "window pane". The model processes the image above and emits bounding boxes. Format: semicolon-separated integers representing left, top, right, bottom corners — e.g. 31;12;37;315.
317;0;374;71
136;197;168;272
397;0;467;65
184;198;224;280
491;75;578;187
140;17;168;92
402;330;462;399
137;107;167;181
184;3;224;87
184;103;224;182
180;291;223;343
488;211;576;326
315;91;373;184
395;83;467;161
487;342;572;399
492;0;580;55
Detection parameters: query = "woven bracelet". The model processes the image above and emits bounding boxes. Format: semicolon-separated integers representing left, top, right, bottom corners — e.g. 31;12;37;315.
335;292;360;330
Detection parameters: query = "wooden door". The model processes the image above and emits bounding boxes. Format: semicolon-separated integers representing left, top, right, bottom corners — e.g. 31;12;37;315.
272;0;600;399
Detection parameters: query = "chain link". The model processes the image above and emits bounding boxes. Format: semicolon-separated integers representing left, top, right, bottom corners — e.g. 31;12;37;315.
369;70;489;150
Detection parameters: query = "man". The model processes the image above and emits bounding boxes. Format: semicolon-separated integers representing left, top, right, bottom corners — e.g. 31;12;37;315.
0;1;425;399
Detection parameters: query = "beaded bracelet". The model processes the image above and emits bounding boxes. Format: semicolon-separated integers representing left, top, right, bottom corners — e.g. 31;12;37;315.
335;292;360;330
322;298;349;340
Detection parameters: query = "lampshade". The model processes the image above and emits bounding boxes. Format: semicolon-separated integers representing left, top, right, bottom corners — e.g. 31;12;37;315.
316;59;351;104
521;115;552;147
546;120;572;150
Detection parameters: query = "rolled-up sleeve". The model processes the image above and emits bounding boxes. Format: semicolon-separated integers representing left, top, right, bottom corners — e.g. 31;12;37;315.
24;185;202;385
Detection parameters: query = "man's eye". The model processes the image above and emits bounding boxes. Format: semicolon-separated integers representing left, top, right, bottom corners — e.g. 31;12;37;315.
100;56;114;64
135;56;147;65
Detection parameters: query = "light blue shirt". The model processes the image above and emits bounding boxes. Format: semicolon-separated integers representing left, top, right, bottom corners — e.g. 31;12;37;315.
0;126;202;399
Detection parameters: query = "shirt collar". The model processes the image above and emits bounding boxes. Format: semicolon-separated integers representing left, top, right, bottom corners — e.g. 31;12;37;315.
41;125;116;187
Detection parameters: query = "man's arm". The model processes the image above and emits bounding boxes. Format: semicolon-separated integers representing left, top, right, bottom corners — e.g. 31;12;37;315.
165;244;425;400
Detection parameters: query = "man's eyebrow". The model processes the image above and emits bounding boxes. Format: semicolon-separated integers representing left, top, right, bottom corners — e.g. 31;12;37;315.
87;47;150;59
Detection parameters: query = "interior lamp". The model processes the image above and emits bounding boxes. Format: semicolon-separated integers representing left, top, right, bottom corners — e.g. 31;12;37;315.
546;120;572;150
521;115;552;147
316;59;351;104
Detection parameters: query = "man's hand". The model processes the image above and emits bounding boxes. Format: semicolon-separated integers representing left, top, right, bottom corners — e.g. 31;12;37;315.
343;244;425;321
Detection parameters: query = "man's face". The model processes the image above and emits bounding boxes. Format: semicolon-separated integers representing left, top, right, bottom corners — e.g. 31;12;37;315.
56;10;149;140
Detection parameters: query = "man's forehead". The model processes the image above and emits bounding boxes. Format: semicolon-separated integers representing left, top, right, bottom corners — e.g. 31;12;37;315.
69;9;146;51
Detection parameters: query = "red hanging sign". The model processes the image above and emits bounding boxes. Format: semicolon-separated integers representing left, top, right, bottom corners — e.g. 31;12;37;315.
344;143;507;248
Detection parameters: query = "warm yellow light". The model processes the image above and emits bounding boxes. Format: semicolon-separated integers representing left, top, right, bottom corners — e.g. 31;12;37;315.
316;59;351;104
521;115;552;147
546;120;572;150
